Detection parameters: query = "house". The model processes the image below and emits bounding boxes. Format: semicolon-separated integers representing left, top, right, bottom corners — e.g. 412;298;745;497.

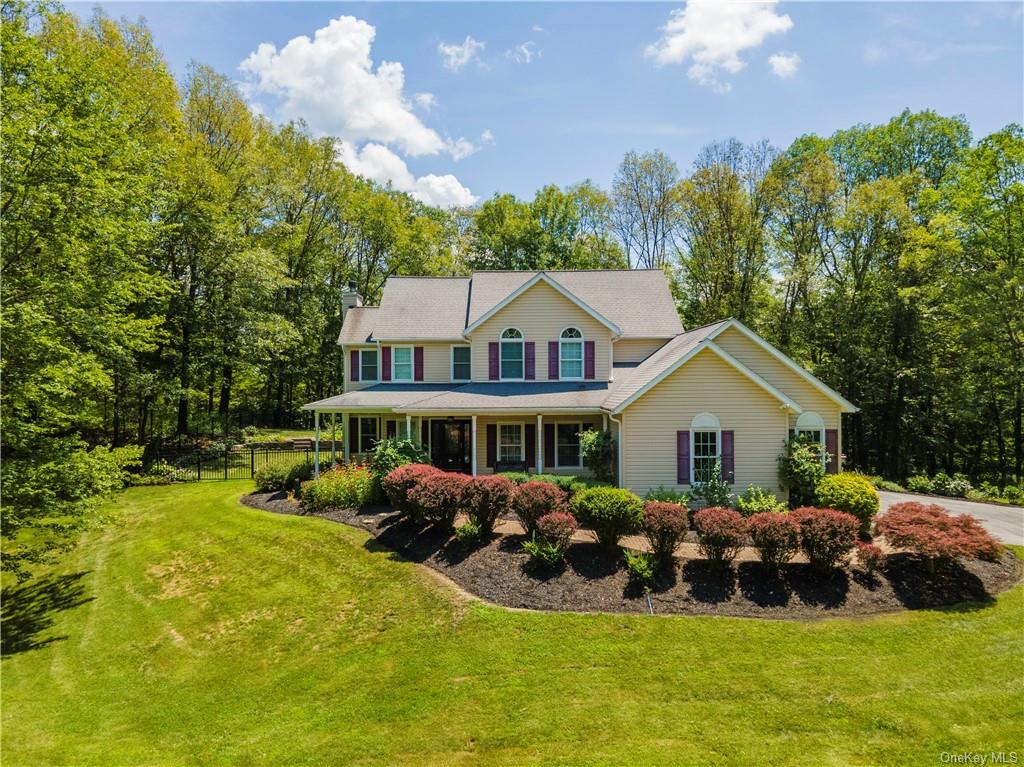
302;270;857;497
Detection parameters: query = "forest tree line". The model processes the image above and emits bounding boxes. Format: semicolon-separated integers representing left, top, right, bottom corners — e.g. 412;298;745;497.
3;1;1022;500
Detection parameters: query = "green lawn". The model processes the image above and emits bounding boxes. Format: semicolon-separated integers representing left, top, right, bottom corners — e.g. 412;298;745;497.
3;482;1022;766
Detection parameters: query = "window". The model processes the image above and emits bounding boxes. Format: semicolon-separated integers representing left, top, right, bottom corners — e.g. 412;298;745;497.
500;328;524;380
691;412;721;484
560;327;583;379
392;346;413;381
499;423;523;463
451;345;471;381
358;417;378;453
795;412;826;464
556;423;582;467
359;349;378;381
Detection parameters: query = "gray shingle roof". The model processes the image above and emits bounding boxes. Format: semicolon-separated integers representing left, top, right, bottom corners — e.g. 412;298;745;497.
397;381;614;412
338;270;683;343
302;384;463;410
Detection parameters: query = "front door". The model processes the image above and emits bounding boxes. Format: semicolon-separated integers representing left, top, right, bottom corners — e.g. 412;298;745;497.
430;419;472;473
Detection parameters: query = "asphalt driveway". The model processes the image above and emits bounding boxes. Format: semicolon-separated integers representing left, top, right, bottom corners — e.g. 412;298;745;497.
878;491;1024;546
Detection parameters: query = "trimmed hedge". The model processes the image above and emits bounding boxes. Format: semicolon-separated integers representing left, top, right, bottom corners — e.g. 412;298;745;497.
815;473;879;534
570;487;643;550
641;501;689;566
514;481;568;536
381;463;441;521
791;507;859;571
462;475;515;535
747;512;800;570
407;471;469;530
874;502;1001;564
692;507;747;566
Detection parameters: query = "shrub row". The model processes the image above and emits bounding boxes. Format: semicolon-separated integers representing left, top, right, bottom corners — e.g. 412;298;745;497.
874;502;1001;567
254;460;312;494
302;465;373;512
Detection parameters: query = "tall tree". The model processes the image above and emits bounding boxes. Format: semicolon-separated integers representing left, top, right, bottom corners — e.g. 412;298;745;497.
611;150;682;269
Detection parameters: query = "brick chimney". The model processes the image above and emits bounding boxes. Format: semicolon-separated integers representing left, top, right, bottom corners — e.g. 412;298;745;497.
341;281;362;324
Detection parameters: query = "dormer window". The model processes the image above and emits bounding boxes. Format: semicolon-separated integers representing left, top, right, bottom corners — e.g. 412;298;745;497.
500;328;524;380
560;327;583;380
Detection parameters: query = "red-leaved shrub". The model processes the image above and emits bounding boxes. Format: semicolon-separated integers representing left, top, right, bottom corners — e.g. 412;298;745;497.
874;502;1002;565
380;463;441;521
407;471;469;529
641;501;689;566
462;475;514;535
747;512;800;570
855;541;886;574
791;507;859;571
536;511;579;549
692;507;748;566
514;481;568;536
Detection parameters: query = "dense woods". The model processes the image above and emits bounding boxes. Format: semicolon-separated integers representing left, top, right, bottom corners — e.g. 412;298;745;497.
2;3;1021;571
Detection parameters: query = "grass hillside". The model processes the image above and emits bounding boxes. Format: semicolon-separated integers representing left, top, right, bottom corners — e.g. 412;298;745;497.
2;482;1022;766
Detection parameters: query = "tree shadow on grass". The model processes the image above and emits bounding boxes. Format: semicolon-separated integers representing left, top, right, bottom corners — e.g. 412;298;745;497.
681;560;737;604
2;572;93;657
884;553;994;610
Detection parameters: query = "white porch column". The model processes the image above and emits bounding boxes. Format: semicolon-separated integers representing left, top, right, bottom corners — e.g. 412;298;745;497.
536;414;543;474
314;410;321;478
602;413;608;431
471;415;478;476
341;411;350;463
406;413;412;440
331;413;337;466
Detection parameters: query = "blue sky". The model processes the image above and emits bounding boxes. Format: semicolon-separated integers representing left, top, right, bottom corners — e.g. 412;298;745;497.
72;2;1024;206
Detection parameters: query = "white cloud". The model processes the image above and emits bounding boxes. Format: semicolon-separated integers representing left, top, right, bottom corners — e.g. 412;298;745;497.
531;24;545;33
645;0;793;93
480;129;495;143
863;42;887;63
239;16;444;156
768;51;800;78
863;36;1004;65
507;41;540;64
337;142;476;208
413;92;437;111
447;137;478;161
438;36;485;72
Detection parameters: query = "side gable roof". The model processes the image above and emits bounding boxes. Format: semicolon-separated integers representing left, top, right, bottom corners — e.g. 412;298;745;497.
463;272;621;336
372;277;471;340
337;307;379;344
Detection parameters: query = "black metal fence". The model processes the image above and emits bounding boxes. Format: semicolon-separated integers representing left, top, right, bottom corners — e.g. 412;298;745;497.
145;443;343;481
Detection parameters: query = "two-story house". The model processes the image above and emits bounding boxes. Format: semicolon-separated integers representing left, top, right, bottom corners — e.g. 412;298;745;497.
302;270;857;496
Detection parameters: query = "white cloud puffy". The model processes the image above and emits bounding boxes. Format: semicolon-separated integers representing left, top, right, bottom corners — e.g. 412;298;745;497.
506;41;540;64
413;92;437;111
480;129;495;143
438;36;485;72
768;51;800;78
645;0;793;92
447;137;478;161
336;142;476;208
239;16;444;156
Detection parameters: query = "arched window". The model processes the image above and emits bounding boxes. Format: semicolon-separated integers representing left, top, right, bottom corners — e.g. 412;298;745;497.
560;327;584;379
500;327;524;380
691;412;721;484
795;412;825;447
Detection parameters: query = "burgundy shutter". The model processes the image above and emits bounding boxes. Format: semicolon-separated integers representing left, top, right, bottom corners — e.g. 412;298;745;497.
677;430;690;484
488;342;499;380
584;341;596;379
524;342;535;380
548;342;559;380
544;423;556;469
414;346;424;381
721;430;735;483
381;346;392;381
350;350;360;382
420;419;429;446
386;420;396;439
525;423;536;468
349;416;359;455
825;429;839;474
486;424;497;468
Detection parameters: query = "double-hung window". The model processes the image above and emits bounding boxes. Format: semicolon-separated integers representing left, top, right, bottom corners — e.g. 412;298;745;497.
691;412;721;484
359;349;378;382
556;423;583;468
358;417;378;453
499;423;523;463
451;345;471;382
560;328;583;379
795;412;826;465
392;346;413;381
500;328;524;380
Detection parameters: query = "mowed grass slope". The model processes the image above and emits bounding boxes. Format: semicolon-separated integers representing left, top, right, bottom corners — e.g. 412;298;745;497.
2;482;1022;766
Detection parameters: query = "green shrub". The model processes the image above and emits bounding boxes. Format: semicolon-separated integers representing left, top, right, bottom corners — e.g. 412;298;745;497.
936;472;972;498
302;465;373;512
1004;485;1023;503
905;474;933;494
645;486;692;505
815;472;879;534
496;471;531;485
522;511;578;569
254;462;290;492
369;438;429;501
735;485;786;517
286;462;314;494
692;459;734;508
778;435;826;508
455;521;482;546
580;429;616;484
876;479;906;492
623;550;656;592
522;537;567;569
570;487;643;550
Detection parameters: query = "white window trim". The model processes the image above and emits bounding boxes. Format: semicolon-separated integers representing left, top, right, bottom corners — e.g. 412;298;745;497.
358;348;379;382
450;344;471;382
499;327;525;382
559;327;584;381
555;421;584;468
497;421;524;463
690;412;721;485
357;416;379;454
796;411;827;466
391;345;414;382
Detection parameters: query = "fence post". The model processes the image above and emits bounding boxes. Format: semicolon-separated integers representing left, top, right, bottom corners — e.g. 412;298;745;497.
250;447;255;479
197;452;202;481
224;448;229;480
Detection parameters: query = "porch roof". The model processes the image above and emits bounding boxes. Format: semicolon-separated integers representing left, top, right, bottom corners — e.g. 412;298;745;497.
301;383;462;412
394;381;613;413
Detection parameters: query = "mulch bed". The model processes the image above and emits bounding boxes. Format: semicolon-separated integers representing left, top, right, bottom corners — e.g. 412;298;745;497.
242;492;1023;620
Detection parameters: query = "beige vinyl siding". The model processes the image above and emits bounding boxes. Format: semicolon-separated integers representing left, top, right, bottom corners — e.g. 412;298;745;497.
345;342;461;391
343;345;378;392
468;280;612;382
613;338;668;364
620;348;788;497
473;414;602;476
